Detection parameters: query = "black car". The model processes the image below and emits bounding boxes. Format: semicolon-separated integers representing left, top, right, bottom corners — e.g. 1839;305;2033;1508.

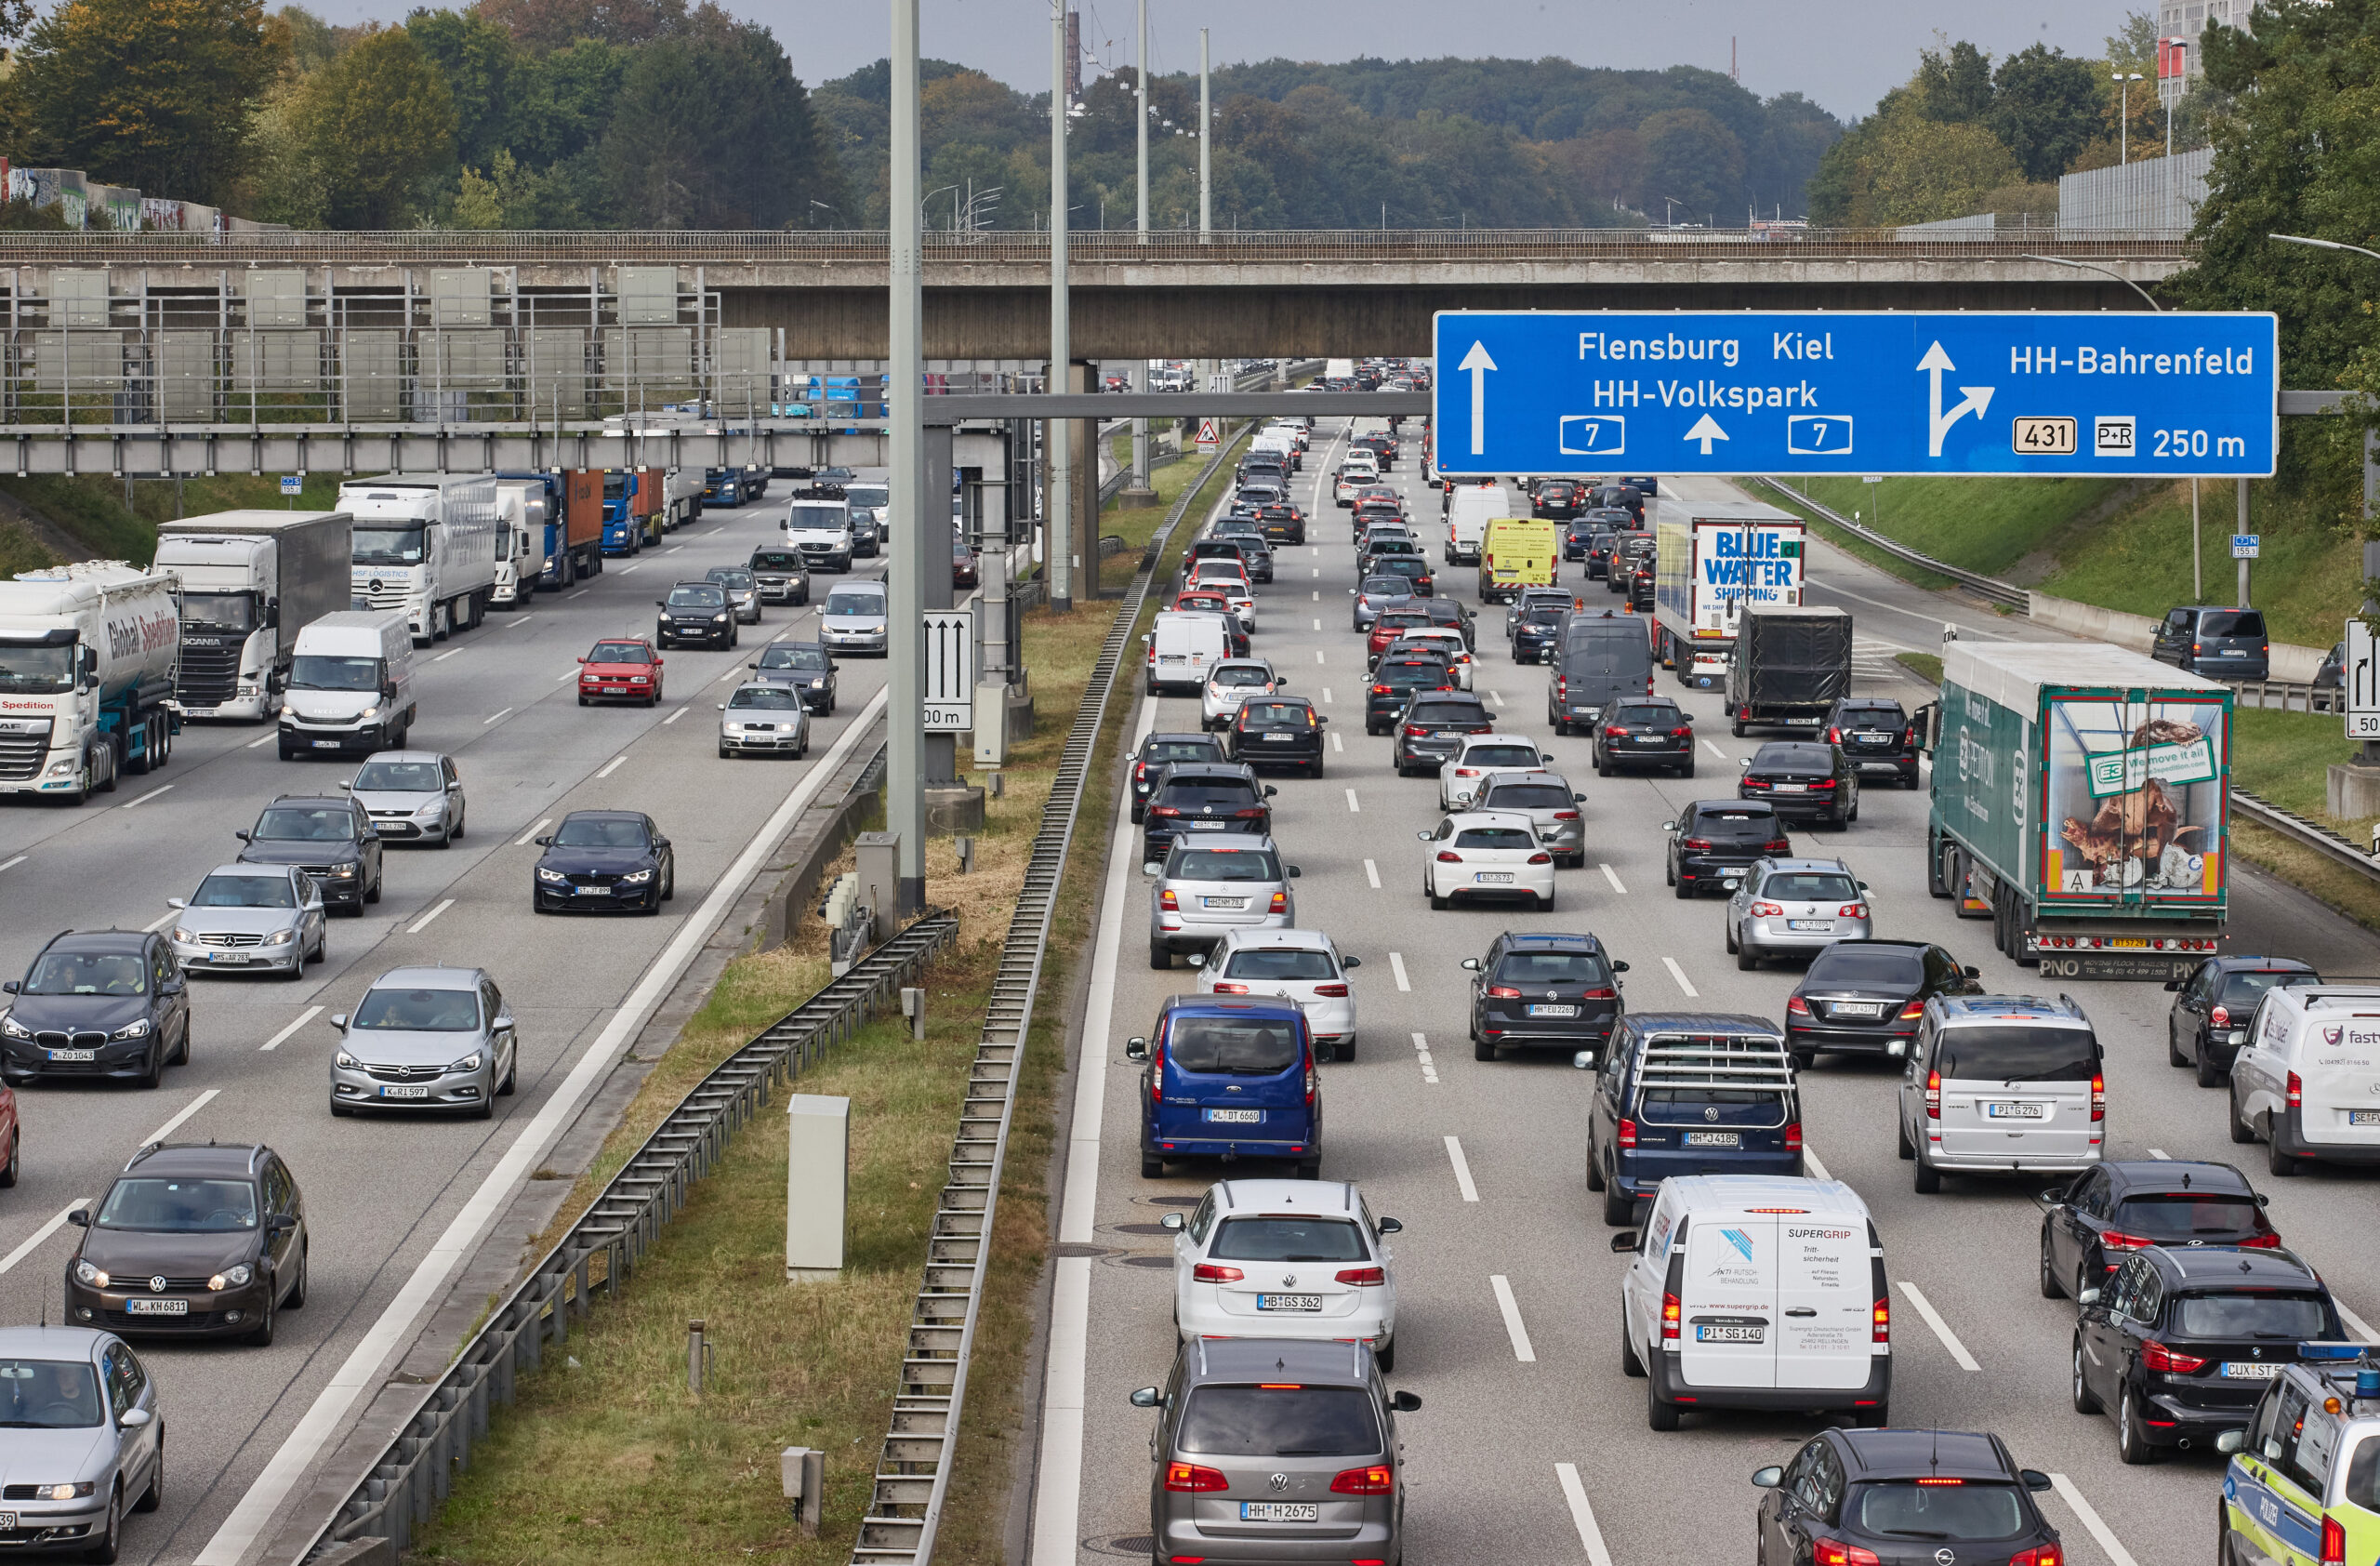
1368;554;1436;598
1392;693;1494;776
1581;529;1619;580
747;547;812;605
1512;602;1567;665
1784;939;1980;1067
1140;763;1276;866
237;794;384;912
1228;696;1326;776
1754;1429;2062;1566
65;1142;308;1344
2165;955;2321;1085
1533;480;1581;521
1739;741;1858;829
748;641;839;714
1608;537;1654;595
1253;503;1306;545
533;811;676;914
1824;697;1922;789
655;581;735;649
1209;527;1275;583
1;931;191;1089
1462;931;1627;1063
1130;732;1227;823
2073;1244;2339;1463
2038;1160;2280;1305
2151;604;2271;680
1408;595;1477;647
1365;653;1456;735
1625;559;1656;611
2316;640;2345;690
1666;801;1791;898
1593;698;1694;776
1589;484;1645;523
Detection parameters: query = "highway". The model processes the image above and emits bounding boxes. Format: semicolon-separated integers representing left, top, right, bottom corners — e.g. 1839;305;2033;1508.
0;493;892;1564
1038;419;2380;1564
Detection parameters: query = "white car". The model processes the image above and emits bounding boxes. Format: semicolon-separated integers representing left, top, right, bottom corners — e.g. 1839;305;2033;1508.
1200;658;1281;730
1161;1178;1403;1368
1190;927;1361;1059
1187;565;1256;631
1437;734;1554;812
1420;811;1556;910
1334;468;1376;508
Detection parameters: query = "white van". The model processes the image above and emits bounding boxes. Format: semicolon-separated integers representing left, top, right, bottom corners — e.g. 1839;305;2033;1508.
2231;983;2380;1175
1614;1174;1888;1430
1144;610;1231;696
1446;484;1514;564
1249;433;1299;472
277;609;416;759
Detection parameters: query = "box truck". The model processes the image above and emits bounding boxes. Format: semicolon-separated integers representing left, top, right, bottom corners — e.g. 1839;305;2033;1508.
1653;497;1805;690
337;474;501;645
0;562;179;803
1924;640;2230;980
1725;605;1853;737
155;511;352;722
276;609;416;759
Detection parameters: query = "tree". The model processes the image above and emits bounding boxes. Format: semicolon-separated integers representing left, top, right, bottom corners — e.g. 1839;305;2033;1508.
2;0;286;205
282;24;456;226
1916;40;1995;123
407;8;522;177
1635;107;1744;221
1990;44;2100;182
598;19;844;228
1805;101;2020;226
476;0;688;52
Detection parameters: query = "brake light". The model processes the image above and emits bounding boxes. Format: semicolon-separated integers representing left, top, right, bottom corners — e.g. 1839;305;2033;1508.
1785;1121;1803;1150
1739;704;1752;720
1210;982;1250;994
1151;1039;1164;1103
2092;1072;2106;1121
1813;1543;1880;1566
2239;1230;2284;1248
2100;1229;2151;1254
1681;837;1712;852
1165;1462;1230;1493
2287;1070;2303;1108
1765;839;1792;853
1556;676;1567;696
1671;726;1690;737
1436;850;1464;863
1787;995;1812;1016
1554;810;1580;820
1335;1267;1386;1287
1455;767;1481;776
1915;1478;1964;1488
1925;1069;1942;1120
1134;761;1149;781
1329;1464;1394;1493
1315;982;1349;998
2010;1545;2065;1566
1234;807;1265;820
1871;1296;1890;1343
1897;1001;1924;1020
1304;1042;1317;1106
1372;684;1392;696
1150;806;1181;817
1807;777;1838;790
2322;1515;2347;1566
1619;1119;1638;1149
1486;985;1522;999
1842;904;1869;919
1659;1290;1680;1343
1527;852;1554;865
1159;889;1180;911
2211;1004;2231;1027
1827;726;1842;743
1405;723;1428;737
1582;987;1618;1000
1740;776;1771;790
1605;725;1626;739
2142;1340;2210;1374
1192;1264;1244;1283
1751;901;1784;917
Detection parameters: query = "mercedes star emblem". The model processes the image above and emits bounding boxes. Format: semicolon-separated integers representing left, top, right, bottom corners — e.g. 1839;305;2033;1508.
1268;1473;1289;1493
149;1277;165;1293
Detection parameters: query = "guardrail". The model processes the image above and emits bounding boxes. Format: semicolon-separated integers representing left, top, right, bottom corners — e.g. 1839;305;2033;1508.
1753;478;2032;611
2233;788;2380;884
307;835;959;1559
2234;678;2343;715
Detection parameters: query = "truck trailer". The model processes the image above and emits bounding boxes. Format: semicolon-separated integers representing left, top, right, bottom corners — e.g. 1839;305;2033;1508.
1652;496;1805;690
155;510;352;722
0;562;180;803
337;473;502;645
497;471;603;590
1726;604;1853;737
1924;640;2230;980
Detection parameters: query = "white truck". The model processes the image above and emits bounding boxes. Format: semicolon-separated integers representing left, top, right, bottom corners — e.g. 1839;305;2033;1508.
1651;497;1805;689
337;473;502;645
277;609;416;759
0;562;180;803
154;511;353;722
1444;484;1512;565
491;480;552;608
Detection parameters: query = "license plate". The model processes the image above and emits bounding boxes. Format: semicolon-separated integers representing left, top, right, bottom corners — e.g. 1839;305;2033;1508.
575;884;612;896
1263;733;1295;742
1239;1502;1320;1522
1774;783;1807;793
1201;897;1246;909
1204;1108;1263;1123
213;951;253;964
1684;1131;1741;1148
1189;821;1226;830
46;1049;95;1062
124;1298;187;1316
1787;921;1832;932
1787;716;1822;725
1631;737;1663;745
2224;1361;2284;1379
2221;648;2245;657
2113;937;2149;949
1527;1003;1580;1017
1434;730;1461;739
2352;1110;2380;1127
1827;1002;1884;1017
1855;730;1890;742
381;1083;430;1099
1697;1322;1764;1343
1476;871;1514;883
1159;655;1185;664
1257;1294;1324;1312
311;739;341;750
0;1512;13;1528
1986;1101;2046;1119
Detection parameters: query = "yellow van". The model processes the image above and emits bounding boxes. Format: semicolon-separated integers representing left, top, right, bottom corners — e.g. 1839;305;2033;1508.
1478;517;1558;603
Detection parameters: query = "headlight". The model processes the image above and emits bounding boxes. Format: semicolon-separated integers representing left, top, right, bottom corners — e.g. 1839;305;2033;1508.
335;1051;359;1069
360;707;378;722
536;868;567;883
110;1018;150;1041
629;676;649;684
170;927;194;945
27;1482;93;1501
209;1265;252;1291
415;801;444;817
264;929;295;946
620;869;654;884
712;613;729;623
331;862;360;878
73;1261;107;1288
0;1015;27;1039
451;1053;483;1072
810;679;826;688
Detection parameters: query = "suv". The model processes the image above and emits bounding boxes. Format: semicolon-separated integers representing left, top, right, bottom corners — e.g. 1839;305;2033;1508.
1585;1014;1801;1225
1127;996;1319;1178
1130;733;1226;823
746;546;811;605
1899;995;2103;1193
1146;833;1299;969
329;965;519;1118
1666;802;1791;898
2152;604;2270;679
1391;693;1493;775
704;565;762;623
2229;983;2380;1176
655;581;736;649
1461;931;1626;1063
1753;1430;2061;1565
236;794;384;913
1823;697;1921;789
1739;741;1858;829
2038;1159;2279;1304
65;1142;308;1344
1593;698;1693;776
1227;696;1326;776
3;931;190;1090
2164;955;2320;1086
1140;764;1276;867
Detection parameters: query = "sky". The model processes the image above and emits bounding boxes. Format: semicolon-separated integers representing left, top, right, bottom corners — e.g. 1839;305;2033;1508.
289;0;2145;122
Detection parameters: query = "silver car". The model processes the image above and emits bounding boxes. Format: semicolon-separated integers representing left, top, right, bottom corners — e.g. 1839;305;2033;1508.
329;966;518;1120
1722;856;1872;968
167;865;327;979
706;565;763;623
343;750;466;847
717;682;812;758
0;1327;162;1559
1146;833;1298;969
821;581;889;657
1191;928;1360;1059
1469;769;1587;868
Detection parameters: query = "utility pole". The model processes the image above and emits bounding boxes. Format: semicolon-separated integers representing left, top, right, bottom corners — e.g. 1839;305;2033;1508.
1128;0;1152;498
1198;28;1211;242
1047;0;1073;613
1137;0;1150;244
887;0;925;913
2237;477;2251;608
2191;476;2201;602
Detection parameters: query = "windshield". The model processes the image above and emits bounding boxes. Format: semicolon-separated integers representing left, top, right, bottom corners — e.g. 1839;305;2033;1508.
178;591;258;632
708;569;755;590
287;655;381;693
845;484;888;511
253;806;354;843
760;645;830;671
729;686;800;710
749;551;803;571
22;950;146;996
2217;970;2320;1005
786;505;847;532
0;643;73;695
1210;666;1271;688
352;525;428;565
97;1177;258;1233
1167;1016;1299;1075
1209;1216;1368;1263
587;642;653;665
1495;951;1608;984
192;873;295;909
1223;949;1336;981
826;590;884;617
352;987;480;1031
352;761;441;791
1805;948;1923;986
1176;1387;1381;1458
0;1361;101;1428
554;816;650;849
1935;1025;2100;1082
2175;1292;2334;1339
1850;1483;2025;1543
1167;849;1282;883
2109;1192;2264;1241
1762;872;1859;903
667;587;725;609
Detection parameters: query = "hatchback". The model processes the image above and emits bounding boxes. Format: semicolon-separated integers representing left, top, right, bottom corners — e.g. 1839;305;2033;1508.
951;532;979;589
1253;503;1305;544
1608;536;1655;594
1471;771;1586;867
343;750;467;846
1666;802;1792;898
1585;1014;1802;1225
1419;812;1555;910
654;582;735;649
2152;605;2271;679
577;637;664;707
1192;929;1360;1059
1130;733;1227;823
1581;529;1620;579
1561;518;1598;560
1127;996;1319;1178
1379;628;1473;689
66;1142;307;1345
166;865;327;980
1723;857;1873;969
1368;555;1435;599
1162;1181;1402;1364
820;581;889;657
1900;994;2103;1192
1147;834;1300;968
1752;1429;2062;1566
1784;938;1980;1064
236;795;383;913
1512;601;1568;665
1463;931;1625;1062
1503;585;1571;643
1534;479;1581;520
0;1327;162;1559
329;965;518;1118
1364;655;1456;736
1227;697;1325;776
1199;659;1282;731
1593;698;1694;776
1129;1339;1417;1566
1141;764;1276;867
717;683;811;758
747;641;838;714
1367;608;1435;668
1;933;189;1090
1739;741;1858;828
1392;692;1493;773
1210;530;1275;584
2164;955;2320;1085
704;565;763;623
2037;1159;2279;1304
1823;697;1921;788
1436;734;1552;811
532;811;675;913
746;546;811;604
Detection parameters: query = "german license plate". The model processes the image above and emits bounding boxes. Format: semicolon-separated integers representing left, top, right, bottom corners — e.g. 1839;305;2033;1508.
1257;1294;1323;1312
1986;1101;2046;1119
381;1084;430;1099
1527;1003;1579;1017
1240;1502;1320;1522
1774;782;1806;793
2113;937;2149;949
46;1049;95;1062
1263;733;1295;742
1788;716;1823;725
1159;655;1185;665
1697;1322;1764;1343
2224;1361;2284;1379
1204;1108;1263;1124
1684;1131;1741;1148
575;884;611;896
1476;871;1514;883
1828;1002;1883;1017
1787;920;1831;932
2352;1110;2380;1127
1201;897;1246;909
0;1512;13;1528
213;951;253;964
1434;730;1462;739
311;739;341;750
1189;821;1226;830
1855;730;1890;743
125;1298;187;1316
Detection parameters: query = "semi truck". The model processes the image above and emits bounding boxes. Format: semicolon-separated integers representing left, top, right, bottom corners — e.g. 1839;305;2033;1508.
497;471;603;589
1924;640;2230;980
573;468;699;557
0;562;180;803
337;473;502;645
1725;604;1853;737
1652;496;1805;690
154;511;352;723
490;480;550;608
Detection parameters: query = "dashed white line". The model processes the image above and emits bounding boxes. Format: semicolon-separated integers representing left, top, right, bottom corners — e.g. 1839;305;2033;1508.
1311;591;1318;602
1488;689;1506;707
1702;738;1727;760
2338;1303;2379;1344
431;648;463;663
596;756;627;778
1444;1135;1480;1202
556;667;579;682
119;785;171;810
1343;788;1360;813
663;707;688;725
1489;1275;1538;1362
0;1206;83;1277
246;733;276;749
1554;1464;1617;1566
260;1007;324;1053
407;898;456;936
1313;618;1322;631
143;909;179;934
1389;952;1410;991
1598;863;1627;896
616;564;641;575
2046;1475;2141;1566
1331;731;1344;752
0;855;21;874
1314;648;1325;664
662;544;682;554
141;1087;220;1148
1311;566;1319;577
1661;955;1699;998
569;588;590;599
513;816;552;847
1411;1031;1438;1085
2146;1148;2171;1159
1363;857;1380;888
483;707;513;725
1897;1281;1981;1372
1321;688;1332;704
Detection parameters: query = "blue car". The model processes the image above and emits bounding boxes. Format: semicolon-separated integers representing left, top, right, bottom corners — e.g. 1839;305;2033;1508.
1126;996;1318;1180
1583;1011;1802;1225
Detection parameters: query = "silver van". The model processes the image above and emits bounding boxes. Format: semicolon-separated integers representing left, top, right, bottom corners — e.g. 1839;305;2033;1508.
1898;995;2102;1192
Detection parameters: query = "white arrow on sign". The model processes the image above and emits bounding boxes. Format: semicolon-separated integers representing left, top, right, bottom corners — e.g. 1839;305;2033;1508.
1459;340;1497;456
1682;413;1729;456
1918;341;1995;457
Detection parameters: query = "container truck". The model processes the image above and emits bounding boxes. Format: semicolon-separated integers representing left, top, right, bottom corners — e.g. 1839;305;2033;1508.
1652;497;1805;691
512;471;602;588
574;468;697;557
490;481;550;608
337;474;502;645
1725;604;1853;737
1924;640;2230;980
0;562;179;803
154;511;352;722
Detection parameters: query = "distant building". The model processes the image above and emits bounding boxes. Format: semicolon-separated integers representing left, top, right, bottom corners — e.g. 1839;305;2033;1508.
2159;0;2252;104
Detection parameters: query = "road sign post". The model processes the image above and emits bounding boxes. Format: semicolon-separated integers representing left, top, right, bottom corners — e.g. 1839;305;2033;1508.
1196;417;1220;452
922;609;976;733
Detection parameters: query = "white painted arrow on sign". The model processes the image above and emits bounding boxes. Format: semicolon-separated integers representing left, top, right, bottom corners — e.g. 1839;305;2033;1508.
1919;340;1995;457
1683;413;1729;456
1460;340;1497;456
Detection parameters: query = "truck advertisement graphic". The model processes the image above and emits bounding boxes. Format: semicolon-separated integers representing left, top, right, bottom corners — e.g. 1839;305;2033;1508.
2045;697;2227;901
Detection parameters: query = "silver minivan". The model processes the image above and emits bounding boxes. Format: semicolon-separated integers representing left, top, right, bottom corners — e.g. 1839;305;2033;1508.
1898;995;2102;1192
1147;833;1298;968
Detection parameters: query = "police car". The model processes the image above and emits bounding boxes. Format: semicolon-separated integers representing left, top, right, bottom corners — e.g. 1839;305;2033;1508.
2219;1343;2380;1565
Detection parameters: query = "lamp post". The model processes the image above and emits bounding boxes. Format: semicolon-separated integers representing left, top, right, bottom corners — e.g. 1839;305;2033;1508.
1047;0;1071;613
2113;71;2144;163
2162;38;2187;155
1198;28;1211;242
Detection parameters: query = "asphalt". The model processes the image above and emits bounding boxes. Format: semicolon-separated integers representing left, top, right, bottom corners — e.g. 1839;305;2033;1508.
0;496;894;1564
1043;423;2380;1565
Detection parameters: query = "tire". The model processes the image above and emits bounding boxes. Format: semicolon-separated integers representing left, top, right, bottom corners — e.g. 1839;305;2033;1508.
2228;1083;2256;1144
364;869;381;905
330;1100;352;1117
1585;1136;1605;1189
1679;758;1694;778
172;1021;189;1066
1737;942;1759;973
2268;1123;2301;1176
2071;1337;2103;1414
1602;1174;1634;1227
1375;1339;1395;1374
1897;1113;1914;1161
1731;718;1746;738
1673;875;1690;900
1429;889;1448;910
2119;1385;2162;1465
1474;1033;1496;1061
1620;1318;1646;1378
1912;1146;1941;1193
1790;1048;1815;1071
134;1435;160;1512
1536;892;1554;911
1597;753;1610;777
498;1051;517;1095
1141;1153;1163;1178
246;1288;275;1346
662;868;674;901
1149;942;1171;971
83;1486;119;1563
1335;1041;1355;1061
1665;856;1675;887
2040;1226;2063;1298
135;1043;162;1092
453;807;464;841
1926;835;1950;899
284;1246;307;1308
473;1090;496;1120
2195;1037;2226;1089
1646;1374;1680;1432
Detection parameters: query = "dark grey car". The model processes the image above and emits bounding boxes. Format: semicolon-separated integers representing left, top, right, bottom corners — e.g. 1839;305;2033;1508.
2150;605;2269;680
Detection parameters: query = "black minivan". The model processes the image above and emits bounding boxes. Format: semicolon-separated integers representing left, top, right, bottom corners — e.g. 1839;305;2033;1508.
2151;606;2270;680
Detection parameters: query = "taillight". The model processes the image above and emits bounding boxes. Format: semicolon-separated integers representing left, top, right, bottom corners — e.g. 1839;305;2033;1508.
2239;1230;2284;1248
1619;1119;1638;1148
1329;1464;1394;1493
1925;1068;1942;1120
1582;987;1618;1000
2142;1340;2210;1374
1765;839;1792;853
1871;1296;1890;1343
2287;1070;2303;1108
2092;1072;2107;1121
1266;890;1289;914
1314;982;1349;998
1150;1040;1164;1103
1556;676;1567;696
1813;1536;1882;1563
1659;1289;1680;1343
1807;777;1838;790
1670;726;1690;737
1404;723;1428;737
1193;1264;1244;1283
1234;807;1265;820
1166;1461;1231;1493
1304;1042;1317;1106
1785;1121;1803;1150
1554;810;1580;820
1334;1267;1386;1287
1159;889;1180;911
1371;684;1392;695
2210;1004;2231;1027
1827;726;1841;743
1210;982;1250;994
1605;725;1625;739
1486;985;1522;999
1787;995;1812;1016
1740;776;1772;790
1150;805;1181;817
1739;704;1752;720
2322;1516;2347;1566
1681;837;1712;852
1436;850;1463;863
1527;852;1554;864
1842;903;1869;918
2100;1229;2152;1254
2011;1545;2066;1566
1897;1001;1924;1020
1133;761;1149;780
1751;901;1784;917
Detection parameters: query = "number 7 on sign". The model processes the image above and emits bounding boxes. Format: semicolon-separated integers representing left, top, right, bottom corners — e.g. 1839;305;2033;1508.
1558;416;1624;457
1786;415;1854;456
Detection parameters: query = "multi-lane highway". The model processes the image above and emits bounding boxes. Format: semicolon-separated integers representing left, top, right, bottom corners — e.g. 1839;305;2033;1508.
0;495;890;1563
1037;416;2380;1564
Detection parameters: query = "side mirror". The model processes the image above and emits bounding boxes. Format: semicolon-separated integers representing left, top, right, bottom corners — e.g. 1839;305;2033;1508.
1417;831;1433;843
2077;1287;2101;1306
1612;960;1630;973
1574;793;1587;803
336;779;352;790
494;1014;515;1032
654;600;667;607
1141;863;1160;878
267;1214;297;1234
1461;957;1482;971
329;1014;349;1031
1125;1037;1149;1061
1682;713;1695;724
1739;757;1752;770
1661;820;1677;833
577;657;588;664
1608;1229;1638;1254
0;981;15;995
535;835;553;846
1751;1466;1784;1490
1342;956;1361;969
1963;965;1981;979
2254;1192;2271;1207
1185;952;1207;969
2021;1469;2055;1492
1159;1212;1184;1231
1390;1390;1422;1413
2215;1431;2246;1456
116;1407;151;1429
2163;978;2182;991
234;830;250;842
1572;1050;1596;1070
167;898;187;910
1377;1216;1403;1234
1722;878;1742;890
1263;786;1278;798
1287;866;1302;879
1128;1387;1161;1409
717;703;727;711
1857;881;1871;891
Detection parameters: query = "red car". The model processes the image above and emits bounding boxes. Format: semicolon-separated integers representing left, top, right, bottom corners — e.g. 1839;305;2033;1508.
953;534;980;589
578;637;664;707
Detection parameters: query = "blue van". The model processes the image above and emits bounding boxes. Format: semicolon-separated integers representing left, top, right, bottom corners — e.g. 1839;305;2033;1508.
1127;996;1319;1180
1581;1011;1802;1225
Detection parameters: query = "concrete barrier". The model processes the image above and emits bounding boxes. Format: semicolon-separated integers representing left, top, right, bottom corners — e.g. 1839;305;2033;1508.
2027;592;2330;682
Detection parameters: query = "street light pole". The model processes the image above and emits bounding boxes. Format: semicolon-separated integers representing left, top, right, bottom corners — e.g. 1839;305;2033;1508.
1047;0;1072;613
1198;27;1210;242
1130;0;1151;496
888;0;925;911
2114;72;2143;162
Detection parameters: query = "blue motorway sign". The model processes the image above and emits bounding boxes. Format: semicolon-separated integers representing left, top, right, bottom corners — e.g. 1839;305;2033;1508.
1432;310;2278;478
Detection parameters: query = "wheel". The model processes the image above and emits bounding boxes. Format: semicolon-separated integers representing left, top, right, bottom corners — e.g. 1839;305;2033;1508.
2071;1337;2103;1413
135;1043;162;1091
451;807;463;841
1673;875;1690;900
364;869;381;905
1141;1153;1163;1178
172;1021;189;1065
0;1129;18;1188
2167;1020;2189;1068
473;1089;496;1119
1737;942;1759;973
246;1287;276;1346
133;1435;160;1511
2039;1228;2066;1299
1620;1317;1645;1377
661;867;674;901
2119;1385;2162;1465
284;1245;307;1308
1536;892;1554;911
1597;752;1610;777
1897;1113;1914;1161
1375;1340;1395;1374
1846;790;1859;824
1664;856;1675;887
1149;944;1170;971
1926;836;1950;898
1474;1033;1496;1061
1646;1373;1680;1431
1334;1041;1354;1061
1602;1173;1634;1227
1678;758;1694;778
2195;1036;2226;1089
1585;1135;1605;1189
1912;1145;1941;1193
1429;888;1448;911
2228;1082;2256;1143
1790;1048;1815;1071
498;1052;517;1095
1731;718;1746;737
2268;1123;2301;1176
82;1485;119;1563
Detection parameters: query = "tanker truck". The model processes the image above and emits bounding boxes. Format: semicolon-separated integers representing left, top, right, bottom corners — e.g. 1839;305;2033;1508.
0;562;180;804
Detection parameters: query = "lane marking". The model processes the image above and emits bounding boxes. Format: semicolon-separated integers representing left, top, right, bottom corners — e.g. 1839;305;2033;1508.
1310;591;1318;603
2147;1148;2170;1160
1344;788;1360;814
407;898;456;936
1488;689;1505;708
1411;1030;1438;1085
595;756;627;778
1331;731;1344;752
1363;857;1379;888
1803;1146;1832;1181
119;785;171;810
2337;1303;2378;1344
2046;1475;2141;1566
260;1006;323;1053
716;664;747;685
1661;955;1699;998
1444;1135;1480;1202
616;564;641;575
1702;738;1727;759
0;856;21;874
513;816;551;847
1310;566;1319;577
498;615;531;629
1599;863;1627;896
1313;618;1322;631
143;909;179;934
141;1087;220;1148
662;544;682;554
482;707;512;726
430;648;463;663
1489;1274;1537;1362
556;667;579;682
246;733;277;750
0;1206;83;1278
569;588;590;599
1321;688;1332;704
663;707;688;725
1554;1463;1617;1566
1389;952;1410;991
1314;648;1325;664
1897;1280;1981;1372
